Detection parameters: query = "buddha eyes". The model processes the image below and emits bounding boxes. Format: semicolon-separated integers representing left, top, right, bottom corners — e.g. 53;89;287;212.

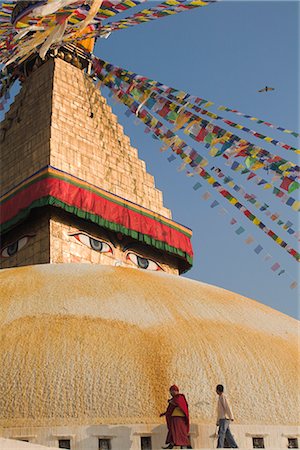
1;235;32;258
72;233;112;253
70;232;163;271
126;253;162;271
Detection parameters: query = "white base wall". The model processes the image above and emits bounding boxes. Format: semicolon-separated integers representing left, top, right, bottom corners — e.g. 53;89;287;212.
1;423;299;449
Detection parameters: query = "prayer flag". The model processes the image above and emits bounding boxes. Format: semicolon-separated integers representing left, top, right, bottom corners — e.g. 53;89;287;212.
271;262;280;272
264;254;272;262
193;183;202;191
210;200;219;208
202;192;211;200
254;245;263;254
167;155;176;162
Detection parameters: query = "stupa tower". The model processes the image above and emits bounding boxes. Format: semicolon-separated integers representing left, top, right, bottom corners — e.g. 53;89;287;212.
0;46;299;450
0;48;193;274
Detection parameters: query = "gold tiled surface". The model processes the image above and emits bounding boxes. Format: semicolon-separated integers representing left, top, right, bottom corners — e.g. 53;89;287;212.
50;57;171;218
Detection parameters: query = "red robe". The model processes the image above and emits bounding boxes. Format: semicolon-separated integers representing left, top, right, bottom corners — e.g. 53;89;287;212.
165;394;190;446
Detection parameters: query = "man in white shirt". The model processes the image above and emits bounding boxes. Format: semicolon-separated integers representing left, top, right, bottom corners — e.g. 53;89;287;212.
216;384;238;448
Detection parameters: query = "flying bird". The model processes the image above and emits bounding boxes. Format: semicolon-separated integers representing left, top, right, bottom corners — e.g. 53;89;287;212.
258;86;275;93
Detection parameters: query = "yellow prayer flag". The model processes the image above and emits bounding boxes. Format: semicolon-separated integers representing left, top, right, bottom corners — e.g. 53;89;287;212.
190;0;208;6
253;218;260;225
251;161;264;170
200;159;208;167
263;183;272;190
207;111;217;119
204;101;214;108
264;137;273;142
275;237;283;244
164;0;180;5
291;201;300;211
209;147;219;157
230;198;238;205
174;113;190;131
124;0;137;6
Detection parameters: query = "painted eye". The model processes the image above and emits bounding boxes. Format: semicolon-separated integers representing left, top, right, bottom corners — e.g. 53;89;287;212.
126;253;162;271
72;233;112;253
1;236;31;258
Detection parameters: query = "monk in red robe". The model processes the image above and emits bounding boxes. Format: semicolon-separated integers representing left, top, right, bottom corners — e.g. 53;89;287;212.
160;385;192;449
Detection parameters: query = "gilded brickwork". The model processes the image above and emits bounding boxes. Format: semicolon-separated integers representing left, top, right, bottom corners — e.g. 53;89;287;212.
50;57;170;218
0;62;53;195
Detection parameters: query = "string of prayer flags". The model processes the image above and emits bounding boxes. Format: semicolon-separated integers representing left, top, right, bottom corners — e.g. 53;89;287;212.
98;61;300;212
186;105;300;154
95;0;218;38
188;177;297;287
0;0;148;64
94;57;299;160
93;57;299;184
218;105;299;139
220;156;299;210
211;166;298;239
0;0;219;65
163;89;300;153
96;71;300;264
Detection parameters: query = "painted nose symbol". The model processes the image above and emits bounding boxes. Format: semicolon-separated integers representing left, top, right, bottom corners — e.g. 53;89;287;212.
114;260;123;267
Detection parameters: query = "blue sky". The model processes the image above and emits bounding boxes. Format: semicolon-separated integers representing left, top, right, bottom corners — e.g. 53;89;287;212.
95;0;299;318
1;1;299;318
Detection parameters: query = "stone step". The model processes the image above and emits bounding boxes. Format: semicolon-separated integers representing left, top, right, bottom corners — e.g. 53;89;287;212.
0;440;286;450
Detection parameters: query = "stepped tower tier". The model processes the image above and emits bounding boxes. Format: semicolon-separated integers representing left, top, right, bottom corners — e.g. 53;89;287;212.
0;55;193;273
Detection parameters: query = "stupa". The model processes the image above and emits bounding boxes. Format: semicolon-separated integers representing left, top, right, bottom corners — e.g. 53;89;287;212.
0;46;299;450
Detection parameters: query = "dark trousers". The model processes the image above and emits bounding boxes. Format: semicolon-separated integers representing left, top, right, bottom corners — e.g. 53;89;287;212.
217;419;238;448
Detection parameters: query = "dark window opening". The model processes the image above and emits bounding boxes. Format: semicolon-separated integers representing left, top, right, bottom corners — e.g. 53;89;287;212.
141;436;152;450
253;437;265;448
18;440;29;443
99;438;111;450
288;438;299;449
59;439;71;449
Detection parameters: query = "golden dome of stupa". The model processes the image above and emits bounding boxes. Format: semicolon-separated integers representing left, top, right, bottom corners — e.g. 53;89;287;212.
0;263;298;429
